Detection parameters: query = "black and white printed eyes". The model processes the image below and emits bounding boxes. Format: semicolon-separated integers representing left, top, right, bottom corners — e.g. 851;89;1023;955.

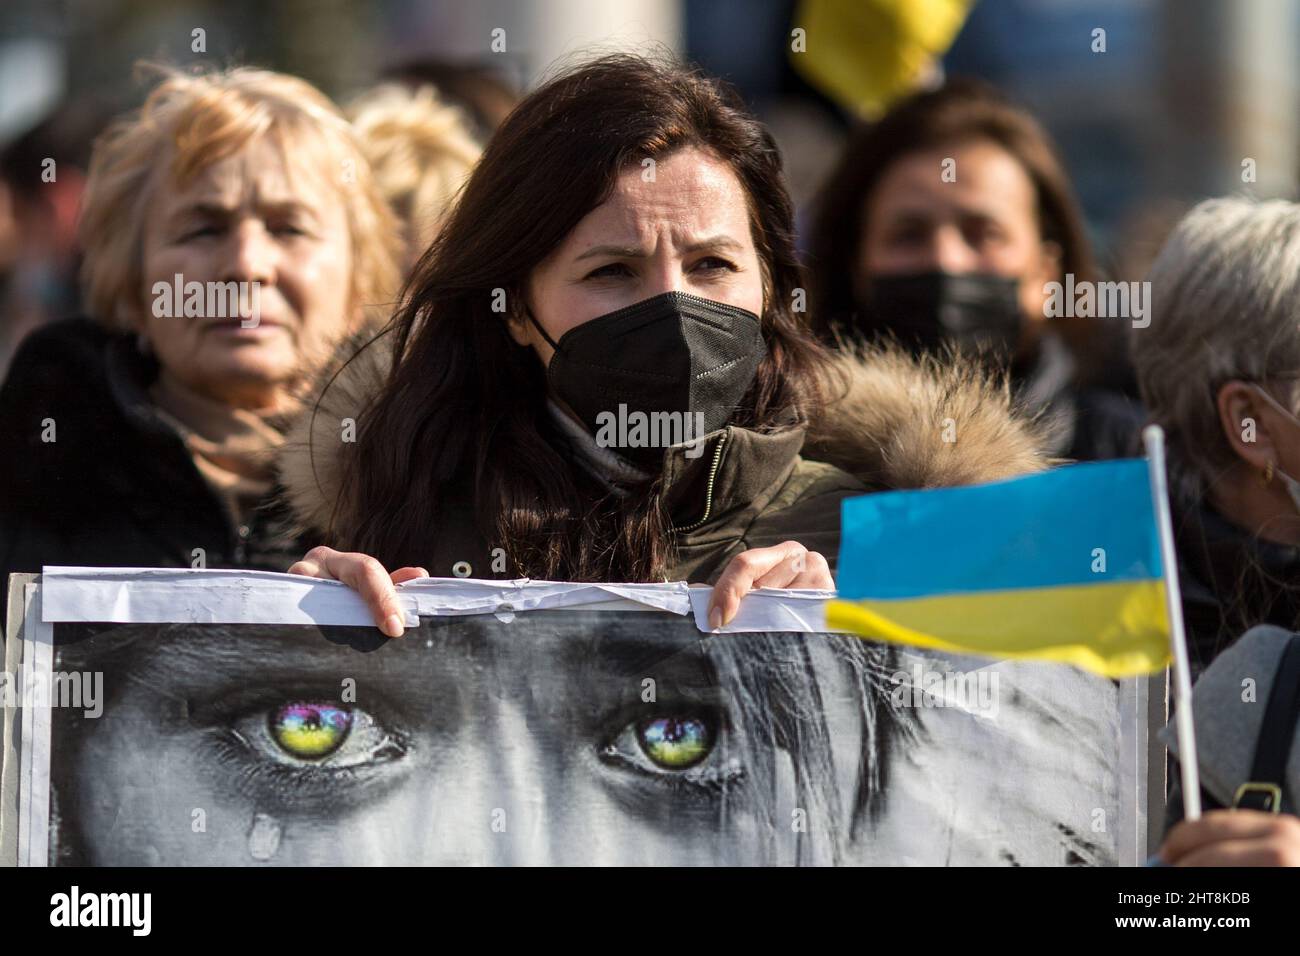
210;695;744;806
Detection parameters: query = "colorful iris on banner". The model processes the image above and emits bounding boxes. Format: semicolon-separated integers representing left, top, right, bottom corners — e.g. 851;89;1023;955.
638;715;714;769
270;702;353;759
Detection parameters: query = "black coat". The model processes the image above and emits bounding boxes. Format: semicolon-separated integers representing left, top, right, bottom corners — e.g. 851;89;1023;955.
1175;501;1300;680
0;318;306;620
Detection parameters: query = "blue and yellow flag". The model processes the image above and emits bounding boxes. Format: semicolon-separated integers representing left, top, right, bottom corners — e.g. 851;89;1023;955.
827;459;1172;678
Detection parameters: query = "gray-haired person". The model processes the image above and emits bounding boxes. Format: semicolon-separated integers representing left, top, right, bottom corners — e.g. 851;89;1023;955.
1133;197;1300;676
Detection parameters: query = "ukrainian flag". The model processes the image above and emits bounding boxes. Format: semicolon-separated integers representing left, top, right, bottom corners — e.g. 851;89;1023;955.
826;459;1172;678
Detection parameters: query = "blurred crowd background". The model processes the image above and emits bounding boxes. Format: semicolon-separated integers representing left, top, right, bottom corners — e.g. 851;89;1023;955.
5;2;1300;862
1;0;1298;373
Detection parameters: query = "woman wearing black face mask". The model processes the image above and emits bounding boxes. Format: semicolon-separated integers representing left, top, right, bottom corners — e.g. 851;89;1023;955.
279;56;1047;636
807;79;1143;463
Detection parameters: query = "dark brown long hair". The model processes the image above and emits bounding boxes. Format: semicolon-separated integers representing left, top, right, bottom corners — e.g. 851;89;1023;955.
329;54;830;581
806;78;1099;366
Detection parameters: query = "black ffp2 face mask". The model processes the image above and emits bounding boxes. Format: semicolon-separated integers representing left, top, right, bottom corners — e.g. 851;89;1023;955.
526;291;766;470
858;271;1022;357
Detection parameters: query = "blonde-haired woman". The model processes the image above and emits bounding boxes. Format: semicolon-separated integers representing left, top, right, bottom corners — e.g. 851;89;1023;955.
0;66;401;614
347;83;481;268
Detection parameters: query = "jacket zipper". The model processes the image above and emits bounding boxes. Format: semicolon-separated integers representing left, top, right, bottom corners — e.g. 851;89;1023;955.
670;433;727;534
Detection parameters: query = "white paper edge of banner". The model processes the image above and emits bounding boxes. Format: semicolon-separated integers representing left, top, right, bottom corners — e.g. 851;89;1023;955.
19;582;51;867
40;568;844;632
399;578;693;616
688;587;849;633
39;568;701;626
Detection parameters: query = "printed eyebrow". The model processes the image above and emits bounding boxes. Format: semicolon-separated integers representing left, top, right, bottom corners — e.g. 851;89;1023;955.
84;625;383;691
161;633;379;687
565;625;718;687
79;620;721;706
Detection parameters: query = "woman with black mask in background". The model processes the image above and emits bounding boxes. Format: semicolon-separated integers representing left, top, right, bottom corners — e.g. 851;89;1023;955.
807;79;1142;463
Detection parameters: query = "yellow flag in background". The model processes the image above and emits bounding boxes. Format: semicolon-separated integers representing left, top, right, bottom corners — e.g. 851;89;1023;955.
791;0;974;119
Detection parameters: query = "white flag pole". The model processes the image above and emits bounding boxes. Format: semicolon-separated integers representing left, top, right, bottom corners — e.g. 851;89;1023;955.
1142;424;1201;820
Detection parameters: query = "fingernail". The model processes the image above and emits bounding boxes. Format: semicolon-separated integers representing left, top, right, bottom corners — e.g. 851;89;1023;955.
383;614;404;638
709;607;723;631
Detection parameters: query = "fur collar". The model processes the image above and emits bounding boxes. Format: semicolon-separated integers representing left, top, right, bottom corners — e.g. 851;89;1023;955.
803;342;1050;491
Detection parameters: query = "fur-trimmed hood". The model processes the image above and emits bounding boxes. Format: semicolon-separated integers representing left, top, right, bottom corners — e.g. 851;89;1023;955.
278;333;1050;537
804;343;1050;491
